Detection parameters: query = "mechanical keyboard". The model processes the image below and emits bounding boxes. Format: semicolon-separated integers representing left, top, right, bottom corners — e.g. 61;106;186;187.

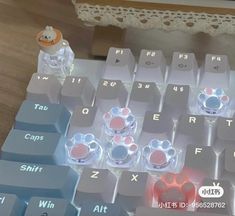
1;47;235;216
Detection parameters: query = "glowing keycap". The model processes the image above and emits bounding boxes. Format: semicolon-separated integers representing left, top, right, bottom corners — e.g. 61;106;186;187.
154;172;196;209
106;135;139;168
198;88;229;115
143;139;177;171
66;133;102;165
103;107;137;136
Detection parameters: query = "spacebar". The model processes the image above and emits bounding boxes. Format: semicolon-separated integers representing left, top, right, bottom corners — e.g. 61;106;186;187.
136;207;228;216
0;160;78;201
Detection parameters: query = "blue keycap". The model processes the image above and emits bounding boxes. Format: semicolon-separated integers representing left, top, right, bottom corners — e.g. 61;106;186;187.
0;160;78;201
14;100;71;134
24;197;77;216
1;129;66;164
0;193;25;216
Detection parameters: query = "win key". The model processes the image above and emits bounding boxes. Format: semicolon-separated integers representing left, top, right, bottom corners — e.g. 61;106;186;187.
14;100;71;134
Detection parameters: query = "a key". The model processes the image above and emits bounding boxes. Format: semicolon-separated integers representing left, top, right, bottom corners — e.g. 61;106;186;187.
95;79;128;113
24;197;77;216
26;73;62;104
103;47;135;82
135;50;166;83
128;81;161;116
136;206;228;216
214;116;235;152
79;202;128;216
162;84;190;119
183;145;217;181
139;111;174;145
154;173;196;209
1;129;66;164
174;114;208;148
75;168;117;204
68;106;102;138
115;171;153;212
220;145;235;183
168;52;198;86
61;76;95;111
197;179;232;215
199;54;230;88
0;160;78;201
14;100;71;134
0;193;25;216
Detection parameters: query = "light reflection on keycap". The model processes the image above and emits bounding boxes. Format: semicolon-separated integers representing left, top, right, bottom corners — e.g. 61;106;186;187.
197;88;229;115
143;139;178;171
66;133;102;166
106;135;139;168
154;173;196;209
103;107;137;137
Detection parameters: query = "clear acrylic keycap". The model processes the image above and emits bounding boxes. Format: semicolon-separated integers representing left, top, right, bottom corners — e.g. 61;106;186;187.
103;107;137;137
66;133;102;166
105;135;139;168
143;139;178;172
197;88;229;115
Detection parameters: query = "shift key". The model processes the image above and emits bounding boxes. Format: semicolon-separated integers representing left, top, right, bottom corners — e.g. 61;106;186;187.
0;160;78;201
14;100;71;134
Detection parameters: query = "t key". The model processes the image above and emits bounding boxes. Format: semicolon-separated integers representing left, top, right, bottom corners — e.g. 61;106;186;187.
115;171;153;212
200;54;230;88
95;79;128;113
75;168;117;204
183;145;217;181
139;111;174;145
26;73;62;104
168;52;198;86
61;76;95;111
128;81;161;116
175;114;208;148
103;47;135;82
162;84;190;119
135;50;166;83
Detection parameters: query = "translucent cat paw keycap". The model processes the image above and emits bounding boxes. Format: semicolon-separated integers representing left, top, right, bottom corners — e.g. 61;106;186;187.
143;140;177;171
103;107;137;137
106;135;139;168
66;133;102;166
197;88;229;115
154;173;196;209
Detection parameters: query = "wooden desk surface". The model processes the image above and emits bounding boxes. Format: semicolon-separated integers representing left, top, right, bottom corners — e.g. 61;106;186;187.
0;0;93;146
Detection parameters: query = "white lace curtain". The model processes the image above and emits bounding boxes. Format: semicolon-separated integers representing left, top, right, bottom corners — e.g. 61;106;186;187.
72;1;235;36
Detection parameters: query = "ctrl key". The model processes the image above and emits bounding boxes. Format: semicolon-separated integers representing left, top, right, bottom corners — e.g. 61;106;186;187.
0;193;25;216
